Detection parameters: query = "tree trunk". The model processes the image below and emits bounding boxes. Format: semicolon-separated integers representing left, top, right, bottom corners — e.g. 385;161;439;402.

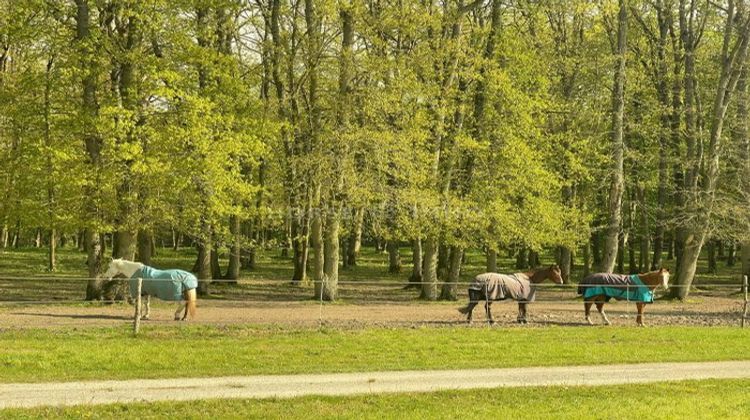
225;215;241;283
48;229;56;272
707;240;717;274
387;241;401;273
196;240;211;296
727;241;736;267
291;214;309;283
420;237;438;300
742;242;750;282
320;211;339;301
527;250;539;268
76;0;105;299
558;246;571;284
515;248;528;269
440;246;462;301
346;208;363;266
486;247;498;272
136;230;152;266
408;238;423;288
601;0;628;273
311;195;325;298
583;241;591;277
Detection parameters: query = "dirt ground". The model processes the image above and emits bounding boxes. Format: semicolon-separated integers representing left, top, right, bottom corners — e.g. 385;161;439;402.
0;294;746;329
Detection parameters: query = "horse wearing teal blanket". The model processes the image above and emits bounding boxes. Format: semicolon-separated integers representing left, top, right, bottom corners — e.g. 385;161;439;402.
104;258;198;320
577;268;669;327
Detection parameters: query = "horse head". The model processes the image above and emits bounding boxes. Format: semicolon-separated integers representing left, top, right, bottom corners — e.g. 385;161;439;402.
103;258;140;280
548;264;564;285
658;267;670;289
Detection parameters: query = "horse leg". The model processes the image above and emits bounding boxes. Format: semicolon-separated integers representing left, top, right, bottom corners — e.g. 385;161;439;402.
636;302;645;327
141;295;151;320
183;289;197;320
485;301;494;325
174;301;186;321
517;302;528;324
459;289;480;324
595;300;610;325
584;301;593;325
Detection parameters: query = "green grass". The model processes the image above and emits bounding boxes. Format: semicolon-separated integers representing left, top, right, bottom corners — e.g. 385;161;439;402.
1;325;748;383
3;379;749;419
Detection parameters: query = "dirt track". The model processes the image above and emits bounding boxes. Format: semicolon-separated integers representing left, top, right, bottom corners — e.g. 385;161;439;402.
2;361;750;408
0;295;745;329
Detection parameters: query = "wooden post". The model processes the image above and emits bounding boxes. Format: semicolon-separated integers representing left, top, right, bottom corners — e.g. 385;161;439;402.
133;278;142;335
742;275;748;328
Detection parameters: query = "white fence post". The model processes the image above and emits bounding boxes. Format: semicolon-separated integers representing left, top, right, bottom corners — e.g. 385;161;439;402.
133;278;142;335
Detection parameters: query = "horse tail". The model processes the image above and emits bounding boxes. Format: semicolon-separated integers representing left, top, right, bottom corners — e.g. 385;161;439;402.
184;288;197;319
457;305;470;314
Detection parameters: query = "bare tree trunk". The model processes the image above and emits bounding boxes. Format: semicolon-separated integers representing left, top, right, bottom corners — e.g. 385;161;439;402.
486;247;498;272
707;240;717;274
387;241;401;273
440;246;462;301
76;0;106;299
420;237;438;300
345;208;363;266
515;247;528;269
136;230;152;266
321;210;339;301
582;241;591;277
408;238;423;288
225;215;241;282
196;239;211;296
601;0;628;273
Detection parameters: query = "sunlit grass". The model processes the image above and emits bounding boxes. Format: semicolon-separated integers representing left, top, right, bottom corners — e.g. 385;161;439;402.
0;325;748;383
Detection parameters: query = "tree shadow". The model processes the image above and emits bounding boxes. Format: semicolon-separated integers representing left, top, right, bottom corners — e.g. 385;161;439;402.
10;312;131;321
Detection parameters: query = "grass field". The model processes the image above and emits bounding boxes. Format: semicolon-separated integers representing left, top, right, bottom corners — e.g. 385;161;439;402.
1;325;748;383
2;379;749;419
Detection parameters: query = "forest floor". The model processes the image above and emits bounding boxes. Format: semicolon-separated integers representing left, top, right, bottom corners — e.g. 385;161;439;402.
0;292;745;329
2;361;750;408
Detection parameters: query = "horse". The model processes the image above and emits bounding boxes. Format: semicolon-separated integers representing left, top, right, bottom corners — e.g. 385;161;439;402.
577;268;670;327
104;258;198;321
458;265;564;325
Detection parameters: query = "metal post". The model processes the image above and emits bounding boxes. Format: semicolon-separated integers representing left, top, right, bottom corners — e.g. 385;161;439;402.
742;275;748;328
133;278;142;335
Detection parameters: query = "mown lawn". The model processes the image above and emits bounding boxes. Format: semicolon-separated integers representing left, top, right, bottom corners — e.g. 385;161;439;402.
3;379;749;419
1;325;748;383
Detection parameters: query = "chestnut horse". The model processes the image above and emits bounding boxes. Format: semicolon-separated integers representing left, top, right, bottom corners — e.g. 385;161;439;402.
458;265;563;324
104;258;198;321
578;268;669;327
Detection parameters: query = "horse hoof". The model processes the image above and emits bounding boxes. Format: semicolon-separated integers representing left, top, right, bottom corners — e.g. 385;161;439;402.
585;318;593;326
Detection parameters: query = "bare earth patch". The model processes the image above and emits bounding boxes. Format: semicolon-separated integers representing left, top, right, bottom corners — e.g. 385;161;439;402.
0;295;745;329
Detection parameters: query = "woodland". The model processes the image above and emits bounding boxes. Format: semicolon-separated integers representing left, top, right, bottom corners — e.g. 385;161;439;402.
2;0;750;301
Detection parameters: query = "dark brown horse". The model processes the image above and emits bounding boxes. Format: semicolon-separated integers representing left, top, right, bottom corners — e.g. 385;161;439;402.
578;268;669;327
458;265;563;324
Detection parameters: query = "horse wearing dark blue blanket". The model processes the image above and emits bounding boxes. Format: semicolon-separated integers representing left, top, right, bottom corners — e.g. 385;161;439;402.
577;268;669;327
104;258;198;320
458;265;563;325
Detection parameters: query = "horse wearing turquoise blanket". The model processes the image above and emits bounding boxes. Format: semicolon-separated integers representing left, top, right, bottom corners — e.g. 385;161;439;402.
104;258;198;321
577;268;669;327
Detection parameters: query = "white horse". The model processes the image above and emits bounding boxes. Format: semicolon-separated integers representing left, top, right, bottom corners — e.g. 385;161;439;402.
104;258;198;321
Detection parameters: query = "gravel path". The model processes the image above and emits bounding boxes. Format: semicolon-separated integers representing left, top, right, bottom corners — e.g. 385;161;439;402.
2;361;750;408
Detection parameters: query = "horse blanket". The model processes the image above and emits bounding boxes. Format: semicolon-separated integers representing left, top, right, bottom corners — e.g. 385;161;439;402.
129;265;198;301
469;273;536;302
578;273;653;303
